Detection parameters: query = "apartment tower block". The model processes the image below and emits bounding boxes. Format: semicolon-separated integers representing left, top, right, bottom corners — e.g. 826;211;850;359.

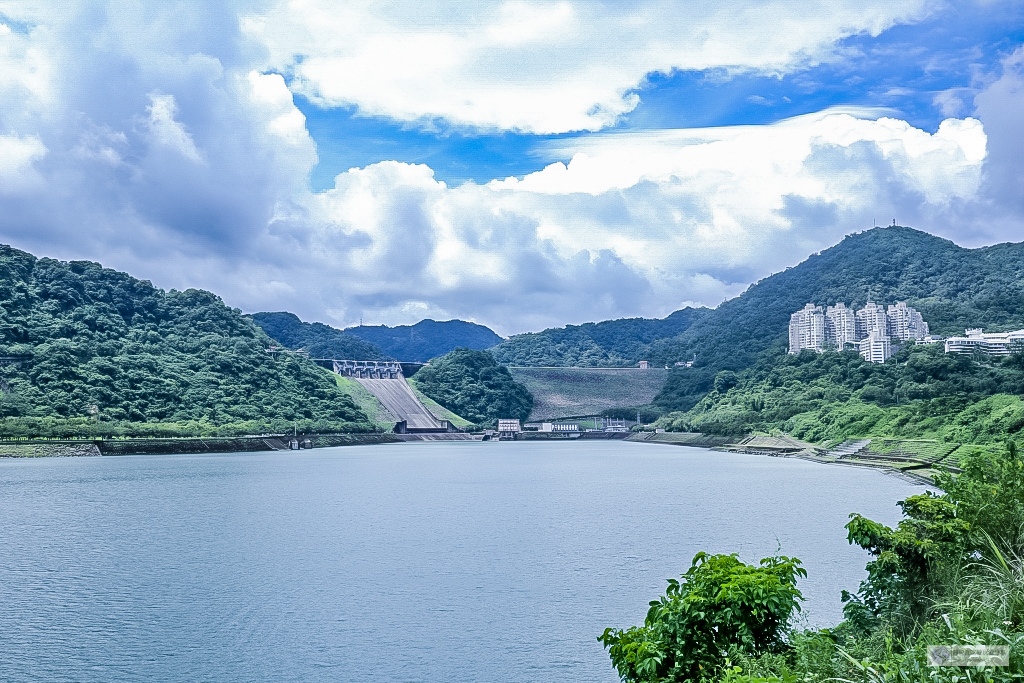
788;300;929;363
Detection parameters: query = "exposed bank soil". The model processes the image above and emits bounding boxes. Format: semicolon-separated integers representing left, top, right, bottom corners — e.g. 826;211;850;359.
0;442;102;458
0;433;404;457
628;431;951;485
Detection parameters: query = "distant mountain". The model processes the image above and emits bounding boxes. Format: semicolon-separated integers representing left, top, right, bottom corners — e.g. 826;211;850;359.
345;319;503;362
651;226;1024;411
487;226;1024;413
489;308;708;367
251;312;389;361
0;246;371;437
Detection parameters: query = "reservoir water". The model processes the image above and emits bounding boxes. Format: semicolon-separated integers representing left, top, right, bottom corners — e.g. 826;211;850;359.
0;441;925;682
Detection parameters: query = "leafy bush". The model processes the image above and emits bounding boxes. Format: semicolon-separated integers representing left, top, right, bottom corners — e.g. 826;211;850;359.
835;444;1024;680
606;443;1024;683
599;552;806;683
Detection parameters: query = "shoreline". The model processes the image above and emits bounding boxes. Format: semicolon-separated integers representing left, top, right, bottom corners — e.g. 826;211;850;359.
0;431;962;486
626;432;950;485
0;433;407;457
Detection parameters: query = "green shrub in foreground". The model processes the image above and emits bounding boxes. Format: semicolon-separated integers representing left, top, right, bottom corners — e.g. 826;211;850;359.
599;552;805;683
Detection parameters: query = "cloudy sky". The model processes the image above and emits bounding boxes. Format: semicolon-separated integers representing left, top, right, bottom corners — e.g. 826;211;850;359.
1;1;1022;335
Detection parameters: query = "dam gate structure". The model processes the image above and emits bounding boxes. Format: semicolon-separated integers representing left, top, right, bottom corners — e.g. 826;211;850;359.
317;359;403;379
317;359;456;433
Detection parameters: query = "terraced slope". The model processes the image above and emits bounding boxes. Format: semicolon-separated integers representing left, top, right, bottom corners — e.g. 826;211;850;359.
508;367;668;420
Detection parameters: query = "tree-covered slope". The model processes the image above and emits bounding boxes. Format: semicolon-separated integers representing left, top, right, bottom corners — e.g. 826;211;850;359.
489;307;708;367
653;226;1024;411
345;319;503;362
251;312;389;360
411;349;533;427
0;245;371;437
660;343;1024;443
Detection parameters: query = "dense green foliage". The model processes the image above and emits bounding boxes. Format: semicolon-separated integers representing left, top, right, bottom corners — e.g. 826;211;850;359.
411;348;533;427
346;319;503;362
604;444;1024;683
0;245;371;437
657;343;1024;443
599;553;806;683
653;226;1024;412
251;311;388;360
487;227;1024;415
491;308;707;367
829;446;1024;682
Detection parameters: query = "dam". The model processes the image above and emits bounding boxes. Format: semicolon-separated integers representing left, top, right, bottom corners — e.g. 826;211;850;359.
316;359;453;433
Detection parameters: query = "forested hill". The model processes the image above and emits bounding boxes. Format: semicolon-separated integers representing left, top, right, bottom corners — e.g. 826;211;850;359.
0;245;371;437
251;312;389;361
345;319;503;362
489;307;709;367
653;226;1024;411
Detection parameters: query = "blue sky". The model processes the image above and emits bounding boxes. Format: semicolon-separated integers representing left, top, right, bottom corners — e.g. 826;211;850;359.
0;1;1022;334
301;1;1024;190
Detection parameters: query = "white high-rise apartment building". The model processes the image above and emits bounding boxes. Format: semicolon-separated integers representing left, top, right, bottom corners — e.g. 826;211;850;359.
887;301;930;340
859;332;893;363
856;301;889;340
788;303;825;353
788;300;929;362
825;303;858;349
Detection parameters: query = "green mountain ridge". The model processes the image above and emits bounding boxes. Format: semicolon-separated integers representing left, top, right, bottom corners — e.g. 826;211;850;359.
652;226;1024;411
346;319;504;362
5;226;1024;440
486;226;1024;422
490;307;708;367
0;245;372;437
250;312;390;361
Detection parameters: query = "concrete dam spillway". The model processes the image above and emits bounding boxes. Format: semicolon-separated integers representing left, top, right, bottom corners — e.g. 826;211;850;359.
316;359;446;431
355;377;443;430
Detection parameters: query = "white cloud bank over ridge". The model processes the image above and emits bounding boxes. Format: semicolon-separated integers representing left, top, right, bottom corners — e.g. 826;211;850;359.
247;0;933;133
298;111;986;331
0;1;1019;335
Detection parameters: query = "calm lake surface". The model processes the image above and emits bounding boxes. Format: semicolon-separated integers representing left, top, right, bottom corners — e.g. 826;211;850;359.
0;441;925;682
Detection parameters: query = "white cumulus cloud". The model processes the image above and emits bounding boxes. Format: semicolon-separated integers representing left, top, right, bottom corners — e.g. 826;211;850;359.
0;134;46;193
216;108;985;334
245;0;935;133
0;0;1018;336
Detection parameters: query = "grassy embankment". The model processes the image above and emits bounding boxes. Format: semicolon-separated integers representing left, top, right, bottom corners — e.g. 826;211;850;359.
508;367;668;421
332;375;398;429
407;379;474;428
648;343;1023;476
333;373;474;430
